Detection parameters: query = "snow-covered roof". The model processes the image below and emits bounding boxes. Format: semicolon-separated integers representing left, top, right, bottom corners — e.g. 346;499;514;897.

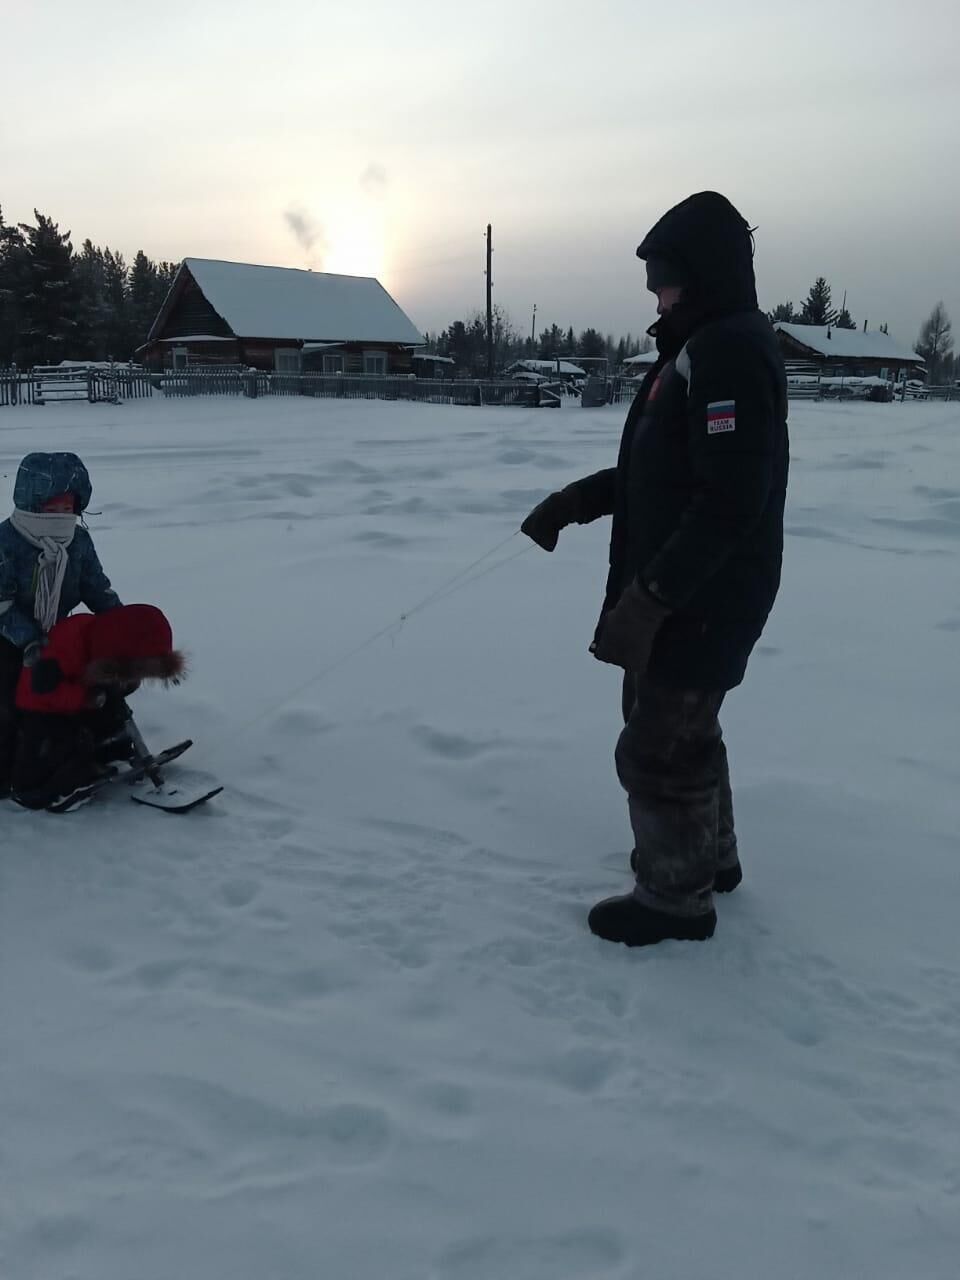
412;352;455;364
158;334;235;343
775;323;922;364
167;258;424;346
624;351;658;366
512;358;586;376
789;375;891;387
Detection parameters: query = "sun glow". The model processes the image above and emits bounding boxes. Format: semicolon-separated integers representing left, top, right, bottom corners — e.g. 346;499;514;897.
324;209;388;280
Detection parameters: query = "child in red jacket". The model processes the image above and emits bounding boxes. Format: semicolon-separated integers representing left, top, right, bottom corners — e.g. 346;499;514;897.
12;604;184;811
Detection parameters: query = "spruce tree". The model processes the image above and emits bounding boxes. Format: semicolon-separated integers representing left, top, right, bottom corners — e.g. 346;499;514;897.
101;249;129;358
17;211;81;365
74;239;109;359
0;209;30;364
578;328;606;359
800;277;837;326
128;249;160;354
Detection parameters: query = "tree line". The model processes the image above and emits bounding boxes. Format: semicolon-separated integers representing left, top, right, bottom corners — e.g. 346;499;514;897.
0;207;177;367
427;278;956;383
420;307;654;376
1;207;955;383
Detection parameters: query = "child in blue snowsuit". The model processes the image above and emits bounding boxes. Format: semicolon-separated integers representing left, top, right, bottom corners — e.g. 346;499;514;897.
0;452;122;794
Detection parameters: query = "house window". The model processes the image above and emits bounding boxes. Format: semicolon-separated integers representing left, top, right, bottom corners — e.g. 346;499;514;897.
171;346;188;370
323;353;344;375
275;348;301;373
363;351;387;376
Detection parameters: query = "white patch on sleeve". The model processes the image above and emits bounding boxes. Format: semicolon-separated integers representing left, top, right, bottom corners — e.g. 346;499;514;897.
706;400;736;434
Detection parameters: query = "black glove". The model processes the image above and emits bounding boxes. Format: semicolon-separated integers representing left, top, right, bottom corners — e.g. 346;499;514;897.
591;580;672;671
30;657;64;694
520;485;582;552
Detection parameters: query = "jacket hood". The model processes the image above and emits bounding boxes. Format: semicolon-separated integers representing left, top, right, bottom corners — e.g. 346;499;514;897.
14;453;93;513
84;604;186;686
637;192;758;312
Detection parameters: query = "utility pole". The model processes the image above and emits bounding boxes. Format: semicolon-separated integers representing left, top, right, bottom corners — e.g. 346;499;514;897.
485;223;493;379
531;303;537;348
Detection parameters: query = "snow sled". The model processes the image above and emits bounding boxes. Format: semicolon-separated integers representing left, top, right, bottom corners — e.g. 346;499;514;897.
46;715;222;814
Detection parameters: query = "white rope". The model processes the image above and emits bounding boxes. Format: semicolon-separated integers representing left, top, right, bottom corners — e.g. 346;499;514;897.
217;530;528;744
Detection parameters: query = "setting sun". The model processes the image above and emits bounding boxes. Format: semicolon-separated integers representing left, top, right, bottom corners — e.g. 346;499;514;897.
324;208;388;279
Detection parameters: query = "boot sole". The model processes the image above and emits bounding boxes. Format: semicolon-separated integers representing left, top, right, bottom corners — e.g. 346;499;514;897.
588;897;718;946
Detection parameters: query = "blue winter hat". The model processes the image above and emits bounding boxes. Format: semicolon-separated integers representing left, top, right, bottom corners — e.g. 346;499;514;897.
13;453;93;513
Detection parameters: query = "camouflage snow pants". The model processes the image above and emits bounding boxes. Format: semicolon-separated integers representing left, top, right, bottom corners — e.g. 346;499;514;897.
617;672;737;918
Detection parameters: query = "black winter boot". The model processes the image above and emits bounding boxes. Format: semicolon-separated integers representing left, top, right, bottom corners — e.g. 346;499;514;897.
713;861;743;894
12;758;115;813
588;894;717;947
630;847;742;894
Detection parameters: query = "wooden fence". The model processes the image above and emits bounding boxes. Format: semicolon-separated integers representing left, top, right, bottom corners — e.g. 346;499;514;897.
160;369;560;407
0;365;153;407
907;383;959;401
0;368;37;406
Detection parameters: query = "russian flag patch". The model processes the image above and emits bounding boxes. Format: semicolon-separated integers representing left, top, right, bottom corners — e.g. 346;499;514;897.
707;400;736;434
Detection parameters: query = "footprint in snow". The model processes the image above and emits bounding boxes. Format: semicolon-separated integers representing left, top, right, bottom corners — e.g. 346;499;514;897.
415;1080;475;1118
545;1045;621;1094
352;528;409;549
274;708;337;737
219;878;260;908
153;1077;392;1169
60;941;119;974
411;724;498;761
434;1227;625;1280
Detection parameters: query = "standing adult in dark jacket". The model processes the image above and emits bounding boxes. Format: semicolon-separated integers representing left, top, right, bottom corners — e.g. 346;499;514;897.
521;192;789;947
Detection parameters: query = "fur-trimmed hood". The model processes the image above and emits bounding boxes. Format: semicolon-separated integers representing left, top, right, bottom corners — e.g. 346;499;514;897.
85;649;186;687
16;604;186;716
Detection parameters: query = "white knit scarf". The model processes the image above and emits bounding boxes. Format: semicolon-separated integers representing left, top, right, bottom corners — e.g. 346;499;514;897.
9;508;78;636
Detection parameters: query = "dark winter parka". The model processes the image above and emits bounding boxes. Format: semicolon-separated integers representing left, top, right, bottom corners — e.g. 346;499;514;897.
581;192;789;690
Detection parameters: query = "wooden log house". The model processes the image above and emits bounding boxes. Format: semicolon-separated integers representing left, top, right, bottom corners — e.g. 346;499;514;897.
139;258;424;374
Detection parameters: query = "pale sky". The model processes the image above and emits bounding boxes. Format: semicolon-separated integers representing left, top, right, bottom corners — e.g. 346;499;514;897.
3;0;958;346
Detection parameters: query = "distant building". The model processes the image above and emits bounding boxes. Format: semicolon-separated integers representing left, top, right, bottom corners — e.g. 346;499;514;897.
411;352;455;379
506;358;587;383
139;258;424;373
774;323;924;381
622;350;658;376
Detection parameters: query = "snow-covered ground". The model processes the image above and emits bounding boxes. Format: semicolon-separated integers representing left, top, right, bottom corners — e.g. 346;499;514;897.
1;394;958;1280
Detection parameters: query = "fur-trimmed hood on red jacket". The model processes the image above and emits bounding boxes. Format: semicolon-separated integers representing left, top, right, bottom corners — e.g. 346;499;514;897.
16;604;186;715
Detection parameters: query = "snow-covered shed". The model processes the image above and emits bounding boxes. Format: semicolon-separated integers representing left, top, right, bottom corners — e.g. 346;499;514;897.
774;323;923;380
411;352;456;379
622;350;658;376
140;258;424;374
506;358;587;383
